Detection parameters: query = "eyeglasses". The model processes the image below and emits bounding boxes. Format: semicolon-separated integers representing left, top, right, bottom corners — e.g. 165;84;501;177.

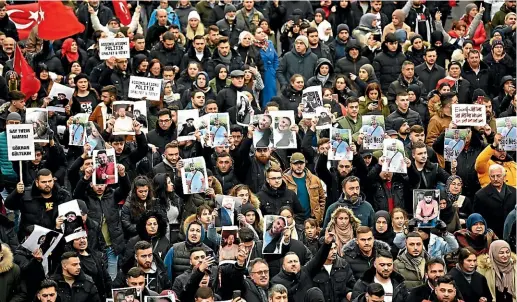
251;270;269;276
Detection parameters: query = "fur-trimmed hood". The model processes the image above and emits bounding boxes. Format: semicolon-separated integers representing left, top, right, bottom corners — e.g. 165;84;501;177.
477;252;517;270
0;243;14;273
136;210;168;240
403;40;431;53
183;214;198;235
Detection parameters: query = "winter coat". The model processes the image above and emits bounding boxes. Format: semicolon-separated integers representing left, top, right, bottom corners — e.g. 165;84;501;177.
271;242;331;302
73;249;112;301
306;58;336;89
0;16;18;41
13;246;45;300
149;42;185;70
462;61;490;95
207;48;245;80
358;96;390;117
372;42;407;92
120;199;162;239
366;163;413;212
277;49;318;86
477;253;517;302
147;123;178;154
394;252;427;289
51;271;101;302
415;63;446;93
312;256;356;302
73;175;130;255
265;237;313;278
0;244;25;302
259;40;279;106
342;239;392;280
385;108;423;130
454;228;498;257
4;182;70;238
195;1;218;26
283;168;326;224
216;18;244;46
175;175;220;223
460;15;486;49
484;54;516;96
334;46;371;76
387;75;426;108
426;113;452;147
179;47;212;73
257;182;305;225
0;214;17;250
278;85;303;112
76;3;114;42
448;267;492;302
473;184;516;238
475;145;517;188
109;68;130;100
351;265;409;302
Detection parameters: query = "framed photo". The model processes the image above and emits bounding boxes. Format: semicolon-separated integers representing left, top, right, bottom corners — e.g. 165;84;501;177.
262;215;287;254
92;149;118;185
413;189;440;228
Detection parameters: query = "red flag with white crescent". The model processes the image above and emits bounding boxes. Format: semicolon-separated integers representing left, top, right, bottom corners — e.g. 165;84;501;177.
112;0;131;26
6;3;40;40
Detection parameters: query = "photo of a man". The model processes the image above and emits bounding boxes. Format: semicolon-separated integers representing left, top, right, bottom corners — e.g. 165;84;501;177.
113;105;134;134
94;150;116;185
253;114;272;148
263;215;287;254
414;190;440;228
210;116;228;147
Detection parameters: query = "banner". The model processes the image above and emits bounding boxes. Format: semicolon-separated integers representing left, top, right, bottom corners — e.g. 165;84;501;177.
99;38;130;60
452;104;486;126
7;124;35;161
128;76;162;101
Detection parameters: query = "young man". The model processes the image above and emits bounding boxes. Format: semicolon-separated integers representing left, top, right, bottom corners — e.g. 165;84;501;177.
408;258;446;302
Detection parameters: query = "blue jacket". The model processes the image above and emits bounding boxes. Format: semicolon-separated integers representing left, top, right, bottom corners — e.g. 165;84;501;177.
323;196;375;229
0;132;17;182
504;206;516;242
393;232;459;259
148;7;181;30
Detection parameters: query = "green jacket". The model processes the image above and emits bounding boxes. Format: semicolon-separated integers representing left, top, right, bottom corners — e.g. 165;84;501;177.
492;4;512;28
208;78;231;95
337;114;363;142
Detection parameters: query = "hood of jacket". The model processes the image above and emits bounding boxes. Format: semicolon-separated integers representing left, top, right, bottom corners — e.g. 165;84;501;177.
132;54;149;74
182;218;207;244
304;287;325;302
0;243;14;273
136;210;168;240
313;57;334;76
381;40;402;55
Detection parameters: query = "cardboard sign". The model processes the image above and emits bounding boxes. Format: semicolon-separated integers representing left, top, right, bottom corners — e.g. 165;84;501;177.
7;124;35;161
128;76;162;101
452;104;486;126
99;38;130;60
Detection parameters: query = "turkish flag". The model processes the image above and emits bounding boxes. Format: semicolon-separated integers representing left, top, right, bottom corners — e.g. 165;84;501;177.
38;0;85;40
112;0;131;26
6;3;40;40
14;45;40;101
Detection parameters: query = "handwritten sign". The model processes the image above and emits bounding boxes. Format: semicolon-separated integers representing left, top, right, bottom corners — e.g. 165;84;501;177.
452;104;486;126
7;124;35;161
128;76;162;101
99;38;130;60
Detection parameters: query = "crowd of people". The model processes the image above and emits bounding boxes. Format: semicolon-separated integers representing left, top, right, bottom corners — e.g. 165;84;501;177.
0;0;515;302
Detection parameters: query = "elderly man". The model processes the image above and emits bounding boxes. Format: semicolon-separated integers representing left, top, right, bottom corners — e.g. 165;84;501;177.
475;133;517;188
473;164;517;238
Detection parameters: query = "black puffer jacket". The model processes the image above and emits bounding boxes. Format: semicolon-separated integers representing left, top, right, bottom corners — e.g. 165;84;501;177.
73;249;112;301
462;60;490;96
367;164;412;212
484;53;516;97
13;246;45;300
180;47;212;73
307;58;337;89
278;84;303;112
215;84;252;112
351;266;409;302
372;41;406;92
385;108;423;130
313;256;356;302
110;68;130;100
147;121;177;154
4;182;70;239
51;271;101;302
342;239;392;280
207;49;245;80
257;182;305;225
120;198;162;239
334;43;370;76
113;133;149;181
386;75;426;109
149;42;185;69
73;175;131;255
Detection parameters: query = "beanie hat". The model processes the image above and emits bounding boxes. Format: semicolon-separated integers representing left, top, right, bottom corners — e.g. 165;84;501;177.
385;33;398;43
188;11;201;21
394;29;407;43
295;35;309;49
108;16;121;25
7;112;21;121
466;213;487;234
74;73;89;84
392;118;408;131
337;24;349;34
410;34;423;44
224;4;236;14
491;39;504;48
472;88;487;102
360;64;375;79
392;9;406;22
465;3;477;15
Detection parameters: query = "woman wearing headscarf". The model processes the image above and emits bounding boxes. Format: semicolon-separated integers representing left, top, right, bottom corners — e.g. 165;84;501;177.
332;75;358;106
208;64;231;95
373;210;397;257
439;176;463;233
382;9;412;41
350;63;379;96
181;71;216;109
477;240;516;302
352;13;380;46
327;207;360;257
404;34;429;66
317;21;334;45
454;213;499;256
254;26;278;106
57;38;87;74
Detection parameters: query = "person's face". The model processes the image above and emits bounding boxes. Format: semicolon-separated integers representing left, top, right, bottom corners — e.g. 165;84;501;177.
290;161;305;175
449;178;462;195
338;30;349;41
461;254;477;272
292;77;304;91
387;40;398;52
295;40;307;53
371;1;382;12
127;276;146;293
449;65;461;78
218;68;228;80
267;171;283;189
91;183;107;195
283;254;301;273
158;114;172;131
2;38;14;54
363;155;372;166
189;17;200;28
506;13;517;25
349;48;359;59
232;76;244;87
392;212;405;229
157;11;168;25
63;257;81;276
38;287;58;302
236;189;250;203
493;44;504;56
192;92;205;107
471;221;486;235
76;78;89;92
218;42;230;56
164;83;172;95
166;177;174;192
497;247;511;263
100;92;113;105
250;262;269;287
36;175;54;193
308;31;319;46
138;60;149;72
402;64;414;79
136;185;149;201
136;247;153;269
208;30;219;43
245;211;256;224
375;217;388;233
190;250;206;267
435;283;456;302
336;212;350;229
194;38;206;53
163;70;174;81
344;180;360;202
423;51;437;66
33;151;43;165
40;70;49;80
406;236;423;256
489;166;505;187
199;209;212;225
374;256;394;279
216;156;232;173
468;53;480;68
70;42;78;52
255;148;271;163
150;62;161;76
241;34;252;47
71;62;81;74
368;89;379;100
392;13;401;26
164;146;179;165
507;0;516;10
347;102;359;118
337;160;353;177
231;131;242;146
366;295;385;302
278;117;291;131
145;217;158;236
197;74;207;88
116;59;128;71
280;209;294;226
413;147;428;164
426;263;445;285
73;236;88;251
400;122;410;134
188;224;202;243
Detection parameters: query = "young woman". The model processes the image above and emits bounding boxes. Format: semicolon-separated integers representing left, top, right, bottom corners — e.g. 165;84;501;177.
405;35;428;66
327;207;360;257
185;11;205;49
390;208;408;233
333;75;358;106
58;38;86;74
208;64;231;95
449;247;492;302
373;210;397;257
279;74;304;112
477;240;516;302
243;65;264;106
132;54;149;77
239;202;263;239
254;27;278;106
153;173;182;231
121;176;159;239
258;19;276;49
71;74;99;115
350;63;379;95
358;82;389;117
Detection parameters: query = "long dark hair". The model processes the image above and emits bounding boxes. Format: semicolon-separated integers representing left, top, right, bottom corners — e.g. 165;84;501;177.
129;176;155;217
152;173;179;210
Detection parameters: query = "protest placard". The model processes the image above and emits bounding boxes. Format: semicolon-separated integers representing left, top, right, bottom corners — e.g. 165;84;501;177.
99;38;130;60
497;116;517;151
181;157;209;194
22;225;63;258
128;76;162;101
382;139;407;174
444;128;469;161
49;82;75;101
7;124;35;161
452;104;486;126
301;86;322;118
329;127;353;160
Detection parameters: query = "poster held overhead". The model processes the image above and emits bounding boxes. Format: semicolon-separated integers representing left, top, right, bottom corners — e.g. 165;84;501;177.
112;101;135;135
236;91;254;126
360;115;385;150
382;139;407;174
270;111;297;149
444;128;469;162
329;127;353;160
181;157;209;194
451;104;486;126
93;149;118;185
98;38;130;60
496;116;517;151
69;113;90;146
48;82;75;102
22;225;63;258
301;86;323;118
177;110;199;142
209;113;230;147
413;189;440;228
26;108;50;142
262;215;287;254
6;124;35;161
252;114;272;148
128;76;162;101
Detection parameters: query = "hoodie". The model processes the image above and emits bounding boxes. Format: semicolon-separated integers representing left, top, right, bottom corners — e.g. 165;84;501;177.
323;196;375;229
131;54;149;76
307;58;336;88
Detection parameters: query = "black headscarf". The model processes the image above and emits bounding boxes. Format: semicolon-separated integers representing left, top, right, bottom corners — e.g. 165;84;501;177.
373;210;396;245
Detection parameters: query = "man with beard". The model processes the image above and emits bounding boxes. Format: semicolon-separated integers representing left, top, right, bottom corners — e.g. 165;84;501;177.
415;192;439;227
51;252;101;302
283;153;326;224
475;133;516;188
36;279;59;302
351;249;409;302
209;152;239;194
433;276;461;302
153;141;180;184
149;32;185;68
312;241;356;302
177;248;218;302
394;232;428;289
392;118;411;147
307;27;332;61
114;241;170;293
408;258;446;302
216;4;241;46
5;168;70;239
323;176;375;228
71;234;112;301
94;151;115;185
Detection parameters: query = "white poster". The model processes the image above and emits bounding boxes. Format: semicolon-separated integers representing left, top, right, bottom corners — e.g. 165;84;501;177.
236;91;254;126
128;76;162;101
22;225;63;258
98;38;130;60
452;104;486;126
270;111;297;149
382;139;407;174
181;157;209;194
329;127;353;160
48;82;75;101
177;109;199;142
69;113;90;146
26;108;49;142
133;101;148;133
497;116;517;151
360;115;385;150
208;113;230;147
301;86;323;118
6;124;35;161
92;149;118;185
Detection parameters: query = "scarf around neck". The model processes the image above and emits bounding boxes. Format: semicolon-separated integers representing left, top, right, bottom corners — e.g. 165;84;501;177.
331;221;353;256
456;263;475;283
489;240;515;296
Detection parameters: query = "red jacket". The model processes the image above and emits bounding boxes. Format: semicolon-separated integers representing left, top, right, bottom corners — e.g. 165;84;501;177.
460;15;486;49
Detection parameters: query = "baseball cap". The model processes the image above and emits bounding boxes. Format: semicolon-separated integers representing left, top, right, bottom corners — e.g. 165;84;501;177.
290;152;305;163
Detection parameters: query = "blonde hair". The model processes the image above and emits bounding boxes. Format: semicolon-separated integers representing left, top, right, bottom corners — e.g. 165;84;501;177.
328;207;361;231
